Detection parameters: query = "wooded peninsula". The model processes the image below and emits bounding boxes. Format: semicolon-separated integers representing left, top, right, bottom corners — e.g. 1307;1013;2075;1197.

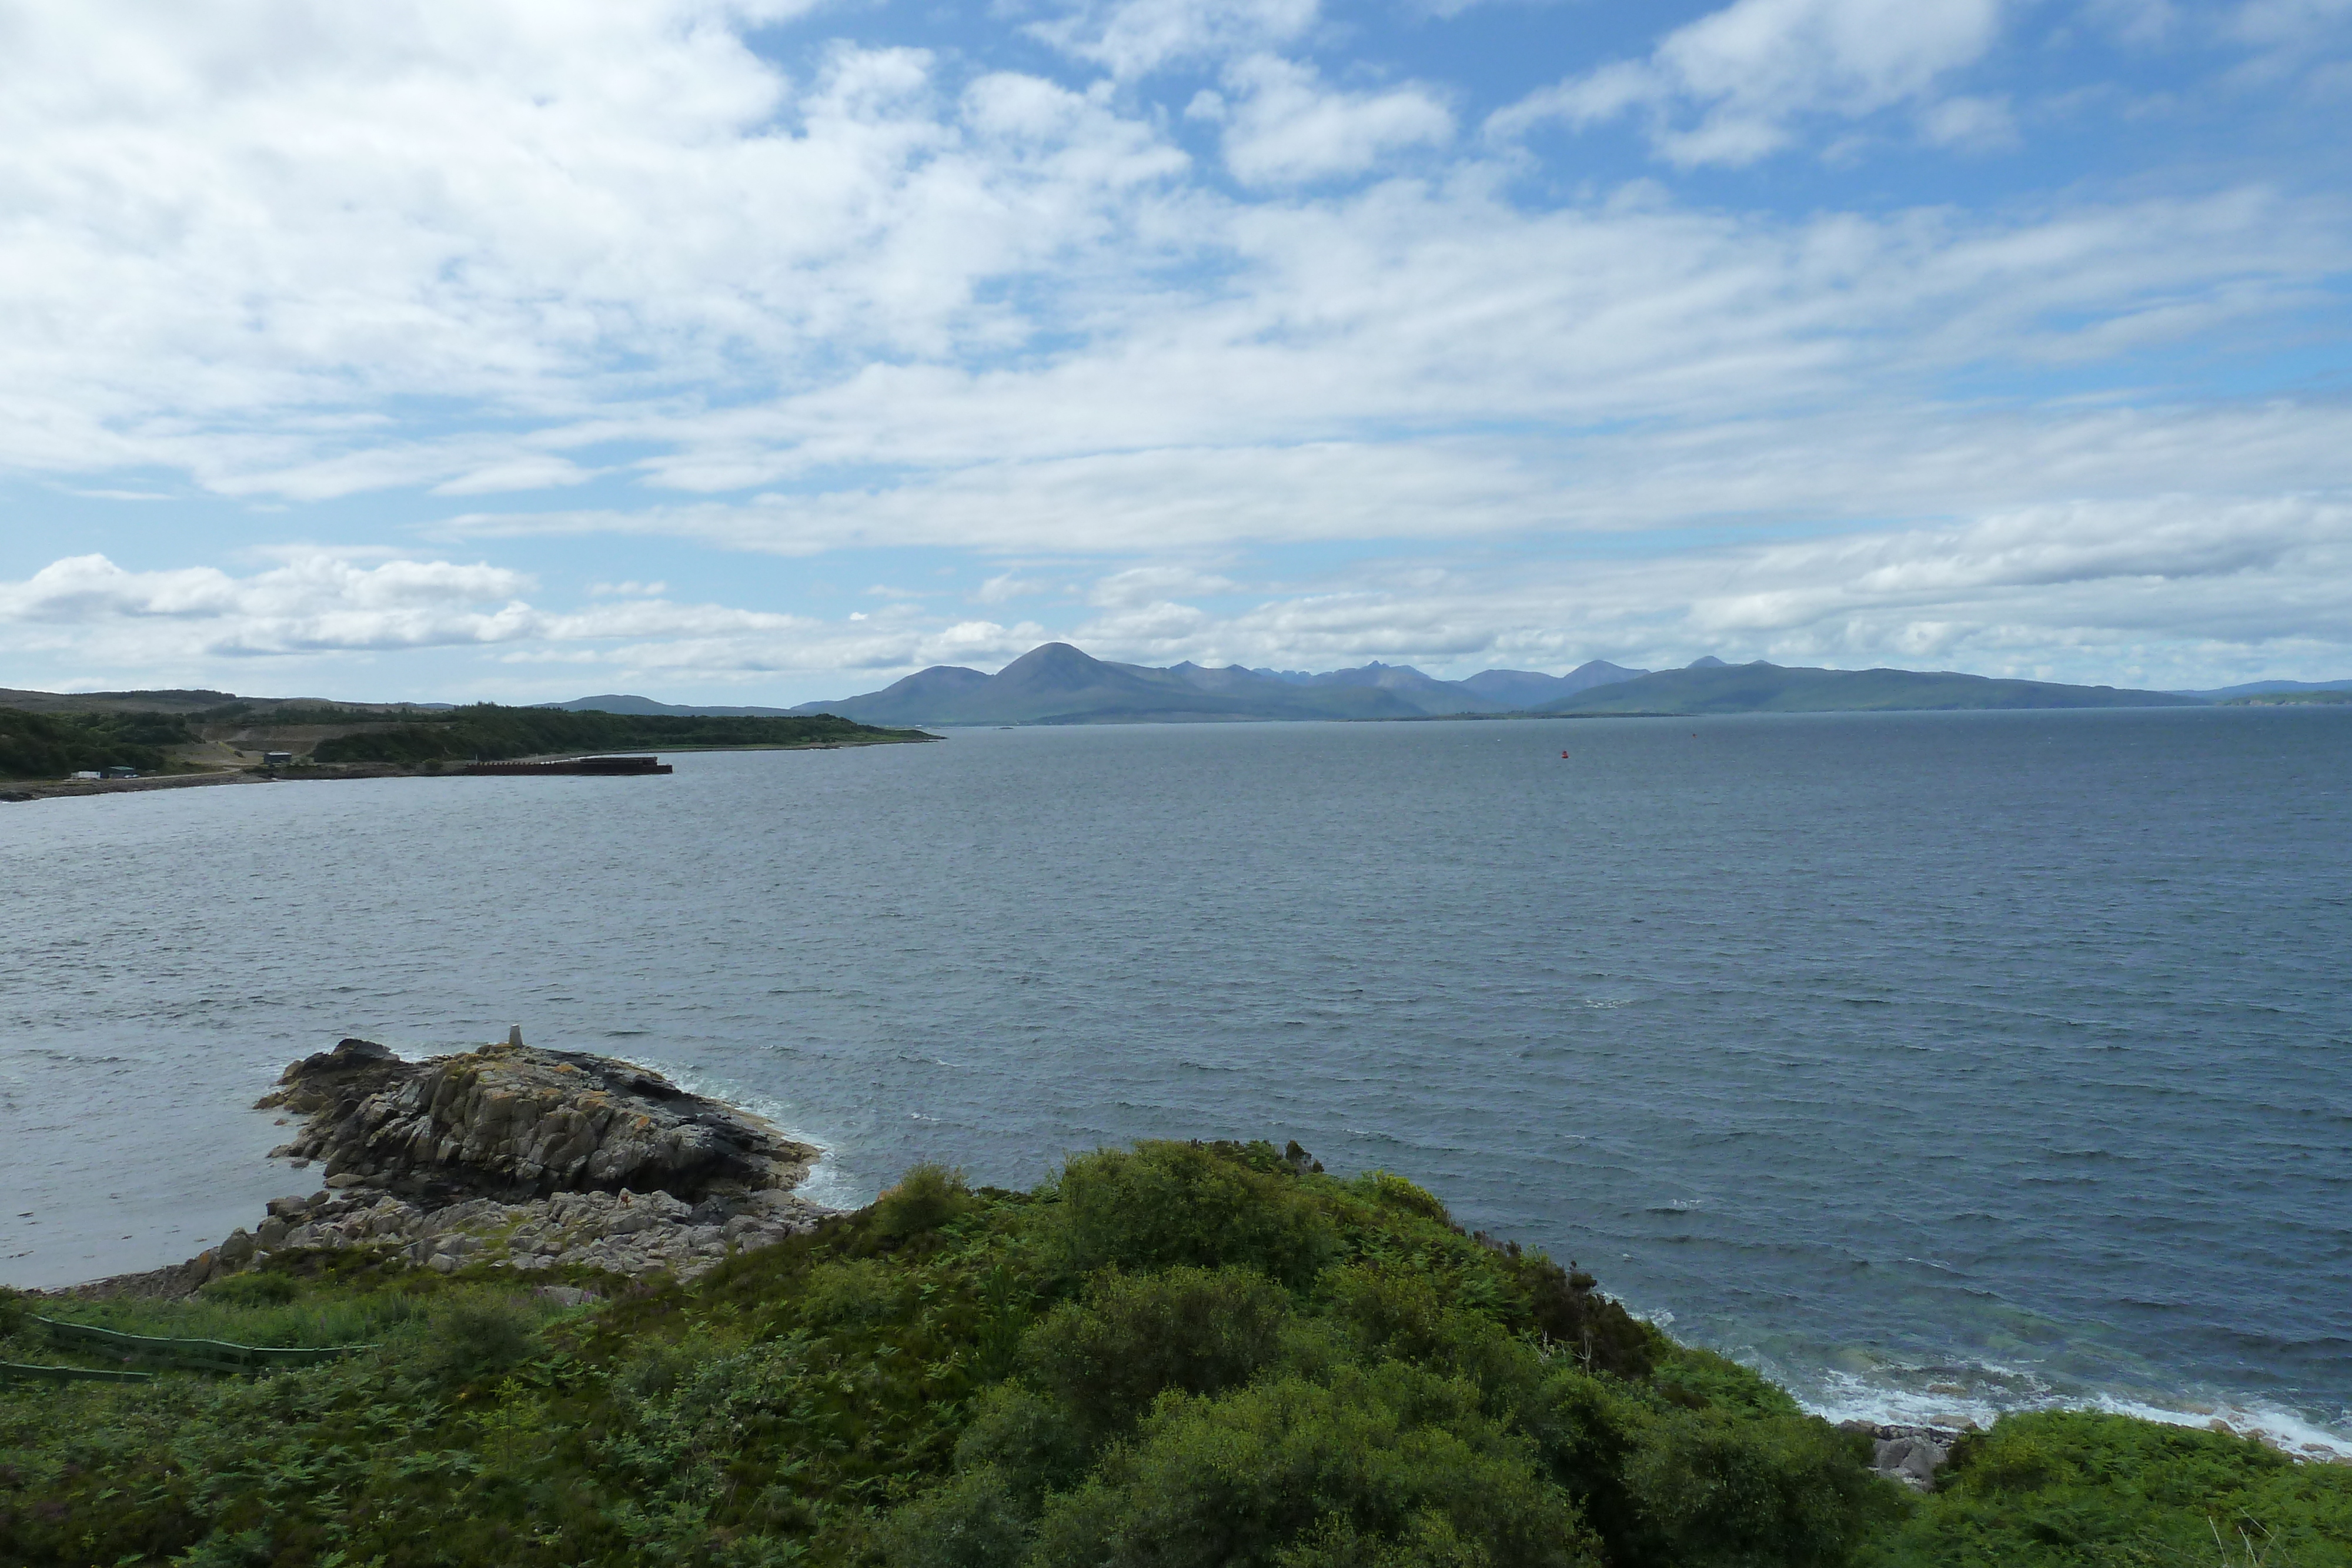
0;699;933;786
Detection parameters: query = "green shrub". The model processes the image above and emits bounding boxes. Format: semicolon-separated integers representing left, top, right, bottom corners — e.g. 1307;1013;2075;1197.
1028;1365;1601;1568
799;1257;915;1329
1617;1400;1891;1568
1058;1141;1335;1285
1274;1510;1498;1568
1524;1363;1893;1568
954;1384;1095;1508
1503;1251;1657;1380
1649;1346;1803;1418
881;1465;1033;1568
200;1271;301;1306
419;1298;537;1390
1351;1170;1453;1223
1325;1262;1450;1362
874;1162;973;1239
1024;1265;1293;1434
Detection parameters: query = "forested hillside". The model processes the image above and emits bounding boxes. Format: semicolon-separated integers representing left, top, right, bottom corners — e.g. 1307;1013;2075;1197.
0;706;195;778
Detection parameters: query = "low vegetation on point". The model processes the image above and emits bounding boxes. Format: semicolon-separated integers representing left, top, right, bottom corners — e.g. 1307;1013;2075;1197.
3;1141;2344;1567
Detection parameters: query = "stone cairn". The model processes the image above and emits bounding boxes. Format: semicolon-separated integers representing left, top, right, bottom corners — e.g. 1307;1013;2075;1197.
175;1036;831;1293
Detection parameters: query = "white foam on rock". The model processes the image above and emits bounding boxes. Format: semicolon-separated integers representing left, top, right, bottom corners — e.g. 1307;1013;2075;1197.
654;1068;857;1213
1795;1368;2352;1465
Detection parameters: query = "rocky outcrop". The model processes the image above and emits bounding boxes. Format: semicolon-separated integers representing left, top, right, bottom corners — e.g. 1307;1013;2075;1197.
85;1037;841;1298
260;1037;816;1203
178;1181;827;1290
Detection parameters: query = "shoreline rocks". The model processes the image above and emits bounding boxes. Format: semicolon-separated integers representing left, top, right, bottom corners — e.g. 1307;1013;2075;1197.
57;1038;836;1300
173;1180;828;1291
1843;1421;1962;1489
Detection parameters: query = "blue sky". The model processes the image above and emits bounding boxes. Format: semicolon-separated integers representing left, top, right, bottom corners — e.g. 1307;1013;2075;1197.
2;0;2348;702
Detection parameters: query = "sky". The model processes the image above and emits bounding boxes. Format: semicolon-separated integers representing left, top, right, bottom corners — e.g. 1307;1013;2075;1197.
2;0;2348;703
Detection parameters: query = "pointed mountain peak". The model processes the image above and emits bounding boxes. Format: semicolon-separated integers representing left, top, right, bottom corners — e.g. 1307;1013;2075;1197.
995;641;1101;677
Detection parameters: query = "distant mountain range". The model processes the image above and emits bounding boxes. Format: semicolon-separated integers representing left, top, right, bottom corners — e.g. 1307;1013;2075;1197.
1535;663;2200;715
532;644;2213;725
2169;677;2352;699
764;646;1663;725
5;651;2332;730
536;693;805;718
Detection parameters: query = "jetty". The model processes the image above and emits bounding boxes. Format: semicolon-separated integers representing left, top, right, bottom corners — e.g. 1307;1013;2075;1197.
462;754;671;776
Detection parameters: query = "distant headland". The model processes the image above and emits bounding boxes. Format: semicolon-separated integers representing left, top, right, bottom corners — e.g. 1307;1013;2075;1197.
0;697;933;796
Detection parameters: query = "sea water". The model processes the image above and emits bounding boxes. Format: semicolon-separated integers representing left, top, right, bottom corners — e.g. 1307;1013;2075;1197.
3;707;2347;1453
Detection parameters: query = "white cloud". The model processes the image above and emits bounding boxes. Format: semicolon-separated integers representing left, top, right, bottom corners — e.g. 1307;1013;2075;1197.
12;482;2348;699
1214;55;1454;185
439;392;2352;563
1680;495;2352;646
465;181;2337;505
2084;0;2183;48
1088;564;1242;606
0;550;834;670
0;2;1190;494
0;551;539;658
1492;0;2007;165
1916;93;2018;151
1026;0;1320;79
2221;0;2352;86
2229;0;2352;48
975;571;1060;603
1;0;2336;526
2;2;2347;698
1027;494;2352;688
429;456;602;496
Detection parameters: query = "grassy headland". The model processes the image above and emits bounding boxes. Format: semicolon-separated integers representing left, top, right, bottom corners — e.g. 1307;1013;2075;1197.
4;1140;2343;1567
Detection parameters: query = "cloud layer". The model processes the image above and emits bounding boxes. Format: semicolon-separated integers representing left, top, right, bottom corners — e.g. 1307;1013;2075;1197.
11;483;2346;696
2;0;2348;697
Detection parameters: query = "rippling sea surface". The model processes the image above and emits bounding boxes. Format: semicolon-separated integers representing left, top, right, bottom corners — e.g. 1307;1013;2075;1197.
4;708;2348;1447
